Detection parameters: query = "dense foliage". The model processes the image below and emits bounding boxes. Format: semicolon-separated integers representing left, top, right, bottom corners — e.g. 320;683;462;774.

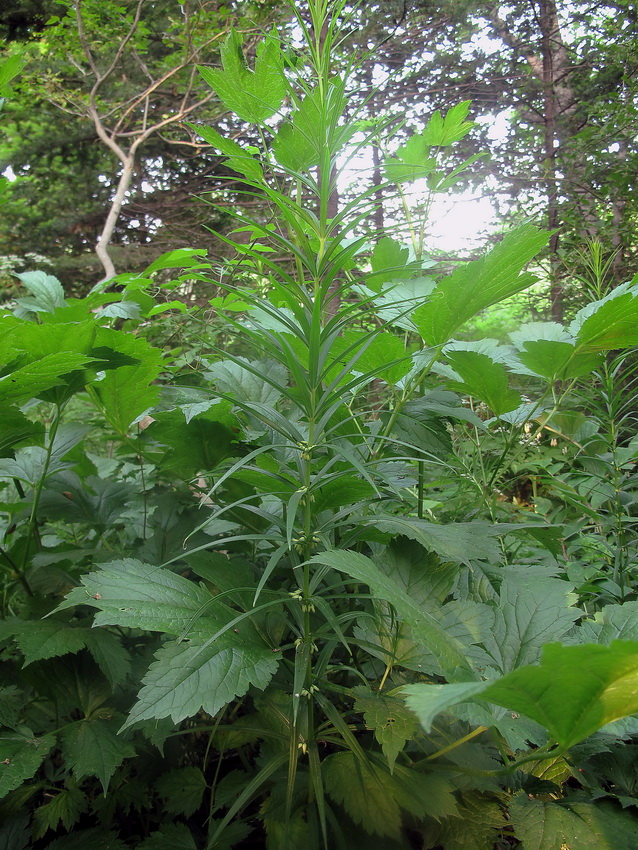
1;3;638;848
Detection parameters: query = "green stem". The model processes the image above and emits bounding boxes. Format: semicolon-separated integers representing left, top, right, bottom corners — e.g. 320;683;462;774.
20;403;65;577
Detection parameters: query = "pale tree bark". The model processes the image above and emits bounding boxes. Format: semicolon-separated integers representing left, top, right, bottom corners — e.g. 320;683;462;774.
73;0;223;282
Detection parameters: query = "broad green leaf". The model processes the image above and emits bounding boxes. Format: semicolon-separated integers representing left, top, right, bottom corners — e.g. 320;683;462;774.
122;635;279;726
155;767;207;816
362;517;503;566
272;119;317;171
406;641;638;749
0;52;27;96
375;538;458;607
190;123;263;181
32;787;87;839
0;407;44;456
198;28;286;123
273;80;354;171
509;794;638;850
384;131;438;182
146;405;242;478
322;751;402;838
141;247;210;276
83;630;132;687
421;100;474;147
569;282;638;352
0;733;55;798
428;792;507;850
579;600;638;644
61;718;135;791
15;271;65;313
0;353;96;405
56;559;226;636
136;824;197;850
353;687;419;771
369;237;410;286
481;569;580;673
0;619;92;666
368;277;437;328
444;349;521;415
309;549;469;674
342;329;411;385
413;225;550;346
508;322;602;380
87;332;164;435
40;473;133;530
389;400;453;460
206;358;288;405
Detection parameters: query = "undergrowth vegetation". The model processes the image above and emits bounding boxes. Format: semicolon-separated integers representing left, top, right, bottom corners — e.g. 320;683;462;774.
1;3;638;847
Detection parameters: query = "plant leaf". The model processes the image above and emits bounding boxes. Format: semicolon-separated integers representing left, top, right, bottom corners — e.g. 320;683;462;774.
136;823;198;850
353;687;419;771
405;640;638;750
198;28;285;123
55;558;228;636
0;733;55;798
413;225;550;346
154;767;207;816
61;718;135;792
122;635;279;726
509;793;638;850
309;549;469;674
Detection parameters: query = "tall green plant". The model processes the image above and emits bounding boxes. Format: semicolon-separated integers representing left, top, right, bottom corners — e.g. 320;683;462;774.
3;3;638;848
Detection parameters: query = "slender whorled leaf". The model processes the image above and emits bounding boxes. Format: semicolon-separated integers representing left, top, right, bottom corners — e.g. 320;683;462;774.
413;225;550;346
405;641;638;750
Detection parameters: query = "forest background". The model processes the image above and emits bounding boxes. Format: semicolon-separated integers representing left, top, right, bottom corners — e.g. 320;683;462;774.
2;1;638;849
1;0;636;317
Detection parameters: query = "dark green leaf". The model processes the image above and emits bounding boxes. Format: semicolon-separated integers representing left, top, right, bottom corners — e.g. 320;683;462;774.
0;733;55;798
32;787;88;839
61;718;135;791
155;767;207;816
136;824;197;850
